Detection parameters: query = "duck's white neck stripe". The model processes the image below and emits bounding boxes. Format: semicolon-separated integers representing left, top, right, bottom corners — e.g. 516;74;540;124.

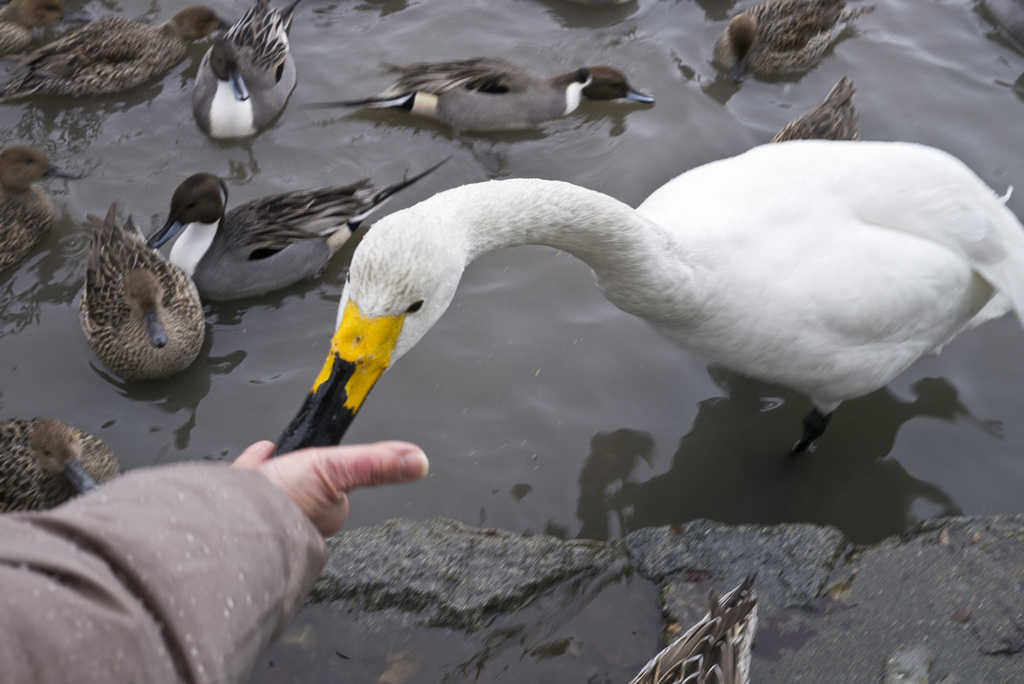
169;220;219;277
208;80;256;138
563;79;587;115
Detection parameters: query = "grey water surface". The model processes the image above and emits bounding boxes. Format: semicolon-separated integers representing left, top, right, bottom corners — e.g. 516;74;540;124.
2;0;1024;680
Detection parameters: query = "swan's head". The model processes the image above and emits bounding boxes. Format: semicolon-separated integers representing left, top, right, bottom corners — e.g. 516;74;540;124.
276;203;466;453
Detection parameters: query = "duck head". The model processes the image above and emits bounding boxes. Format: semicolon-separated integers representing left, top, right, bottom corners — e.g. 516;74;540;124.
169;5;231;40
276;209;463;454
726;14;758;83
6;0;66;28
209;39;249;101
582;65;654;103
123;267;168;348
0;145;80;192
147;173;227;249
29;419;99;494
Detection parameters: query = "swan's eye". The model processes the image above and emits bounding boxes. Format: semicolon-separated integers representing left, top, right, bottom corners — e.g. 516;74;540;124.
406;300;423;313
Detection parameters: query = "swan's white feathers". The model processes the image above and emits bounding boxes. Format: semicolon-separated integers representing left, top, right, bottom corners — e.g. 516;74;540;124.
340;141;1024;414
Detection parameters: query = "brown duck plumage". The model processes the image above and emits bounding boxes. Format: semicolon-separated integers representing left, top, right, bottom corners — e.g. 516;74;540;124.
80;203;206;381
0;418;118;511
1;5;227;99
0;144;79;272
628;575;757;684
0;0;67;54
713;0;871;82
772;76;859;142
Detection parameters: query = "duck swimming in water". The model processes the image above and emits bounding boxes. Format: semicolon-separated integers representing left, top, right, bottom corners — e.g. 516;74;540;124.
0;0;82;54
192;0;301;139
147;159;447;301
772;76;859;142
80;203;205;381
275;141;1024;456
0;144;79;272
305;57;654;133
1;5;227;99
714;0;871;82
0;418;118;511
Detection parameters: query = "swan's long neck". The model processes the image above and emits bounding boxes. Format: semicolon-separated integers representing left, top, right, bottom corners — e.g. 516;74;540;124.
423;179;702;325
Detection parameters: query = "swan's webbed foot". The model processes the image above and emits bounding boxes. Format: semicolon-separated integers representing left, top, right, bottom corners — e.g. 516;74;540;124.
791;408;832;455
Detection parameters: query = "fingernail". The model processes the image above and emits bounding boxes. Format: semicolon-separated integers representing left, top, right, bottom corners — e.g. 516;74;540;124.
401;449;429;480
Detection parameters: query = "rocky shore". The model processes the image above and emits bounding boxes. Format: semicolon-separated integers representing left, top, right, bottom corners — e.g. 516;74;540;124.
309;515;1024;682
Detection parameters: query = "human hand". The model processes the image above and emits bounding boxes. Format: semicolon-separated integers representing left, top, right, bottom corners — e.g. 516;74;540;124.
232;440;429;536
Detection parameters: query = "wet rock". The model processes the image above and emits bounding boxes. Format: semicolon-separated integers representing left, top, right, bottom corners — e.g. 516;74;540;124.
310;517;620;631
310;514;1024;682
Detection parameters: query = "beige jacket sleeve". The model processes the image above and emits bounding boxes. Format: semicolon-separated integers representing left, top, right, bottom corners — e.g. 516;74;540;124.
0;462;327;684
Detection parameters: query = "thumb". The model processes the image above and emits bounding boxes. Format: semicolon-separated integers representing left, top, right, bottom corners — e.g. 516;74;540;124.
231;440;276;470
317;441;429;493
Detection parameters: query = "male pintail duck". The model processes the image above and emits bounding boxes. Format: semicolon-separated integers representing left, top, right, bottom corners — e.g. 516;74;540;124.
628;575;757;684
192;0;301;139
305;57;654;133
0;417;118;511
771;76;859;142
0;144;79;272
80;203;205;381
0;0;86;54
714;0;871;82
146;159;447;301
274;141;1024;456
1;5;228;99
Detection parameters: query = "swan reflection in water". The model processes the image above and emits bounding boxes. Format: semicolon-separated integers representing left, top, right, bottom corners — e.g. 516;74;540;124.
575;368;993;544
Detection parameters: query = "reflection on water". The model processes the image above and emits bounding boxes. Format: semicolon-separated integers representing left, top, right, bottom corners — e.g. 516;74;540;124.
253;558;660;684
576;368;986;544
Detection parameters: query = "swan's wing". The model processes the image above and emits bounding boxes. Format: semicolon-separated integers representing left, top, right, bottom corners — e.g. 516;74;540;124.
842;144;1024;321
648;141;1024;324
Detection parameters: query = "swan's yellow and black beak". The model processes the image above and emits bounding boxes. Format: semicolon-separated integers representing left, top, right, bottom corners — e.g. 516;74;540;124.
275;301;405;455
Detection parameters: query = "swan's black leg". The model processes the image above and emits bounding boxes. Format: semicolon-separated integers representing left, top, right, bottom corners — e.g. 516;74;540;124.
792;409;832;455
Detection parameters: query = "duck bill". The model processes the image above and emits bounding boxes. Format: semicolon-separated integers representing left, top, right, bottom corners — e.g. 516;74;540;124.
62;10;91;22
229;67;249;102
275;300;405;455
730;56;747;83
144;309;168;348
625;88;655;104
44;164;81;180
64;458;99;494
147;217;184;249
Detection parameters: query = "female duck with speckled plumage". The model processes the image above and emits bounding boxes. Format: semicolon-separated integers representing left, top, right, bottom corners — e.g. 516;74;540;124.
714;0;871;82
80;203;206;381
0;145;79;272
0;418;118;512
0;0;79;54
1;5;228;99
772;76;859;142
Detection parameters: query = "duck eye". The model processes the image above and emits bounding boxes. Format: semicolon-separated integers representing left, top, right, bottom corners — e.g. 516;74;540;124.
406;300;423;313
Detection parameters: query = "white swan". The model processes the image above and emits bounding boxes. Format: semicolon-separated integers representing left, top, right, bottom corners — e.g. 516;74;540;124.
275;141;1024;455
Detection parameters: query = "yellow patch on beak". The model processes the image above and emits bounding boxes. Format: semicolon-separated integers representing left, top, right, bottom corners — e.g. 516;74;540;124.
310;300;405;412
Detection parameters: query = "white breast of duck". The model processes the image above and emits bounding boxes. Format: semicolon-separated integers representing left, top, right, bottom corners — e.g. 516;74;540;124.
208;80;256;137
169;219;219;277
